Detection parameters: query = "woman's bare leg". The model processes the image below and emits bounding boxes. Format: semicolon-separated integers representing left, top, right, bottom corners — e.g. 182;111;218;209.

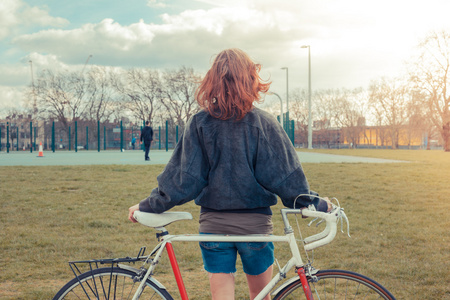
209;273;235;300
246;265;273;300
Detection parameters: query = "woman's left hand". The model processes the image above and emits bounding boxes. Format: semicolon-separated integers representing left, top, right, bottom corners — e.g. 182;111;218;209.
128;204;140;223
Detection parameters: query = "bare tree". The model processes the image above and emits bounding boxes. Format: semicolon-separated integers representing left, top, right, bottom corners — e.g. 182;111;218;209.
333;88;367;148
402;90;430;149
369;77;410;149
410;30;450;151
111;68;161;124
84;66;116;122
5;109;22;150
314;89;338;128
160;66;201;128
32;69;89;131
290;89;309;147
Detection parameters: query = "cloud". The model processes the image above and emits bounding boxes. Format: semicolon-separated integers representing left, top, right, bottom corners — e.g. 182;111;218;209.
0;0;68;40
147;0;169;8
0;85;26;112
4;0;450;113
11;3;310;71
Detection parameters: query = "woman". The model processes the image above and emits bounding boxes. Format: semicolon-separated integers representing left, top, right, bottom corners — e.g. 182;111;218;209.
128;48;330;300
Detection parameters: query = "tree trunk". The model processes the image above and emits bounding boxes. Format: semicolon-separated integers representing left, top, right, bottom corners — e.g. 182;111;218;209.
443;122;450;152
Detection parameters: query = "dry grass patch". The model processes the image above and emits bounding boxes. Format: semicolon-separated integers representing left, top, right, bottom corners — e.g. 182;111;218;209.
0;150;449;299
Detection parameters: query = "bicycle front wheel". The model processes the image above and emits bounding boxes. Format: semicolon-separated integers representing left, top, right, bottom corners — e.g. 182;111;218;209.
273;269;395;300
53;267;173;300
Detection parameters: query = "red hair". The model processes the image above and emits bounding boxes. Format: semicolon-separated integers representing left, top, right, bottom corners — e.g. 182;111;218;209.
195;48;271;120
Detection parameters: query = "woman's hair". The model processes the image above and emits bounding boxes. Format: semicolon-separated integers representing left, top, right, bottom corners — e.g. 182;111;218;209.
195;48;271;120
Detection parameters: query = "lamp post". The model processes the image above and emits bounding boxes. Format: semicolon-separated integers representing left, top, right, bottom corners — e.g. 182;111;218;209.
267;92;283;128
301;45;312;149
281;67;293;144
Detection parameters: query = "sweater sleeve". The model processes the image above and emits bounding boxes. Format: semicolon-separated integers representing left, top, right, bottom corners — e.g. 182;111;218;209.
254;119;323;209
139;116;209;213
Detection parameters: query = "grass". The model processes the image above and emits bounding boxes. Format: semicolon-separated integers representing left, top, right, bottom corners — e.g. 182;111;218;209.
0;150;449;299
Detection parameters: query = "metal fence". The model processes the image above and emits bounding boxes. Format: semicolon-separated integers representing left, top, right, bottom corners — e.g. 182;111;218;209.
0;120;181;153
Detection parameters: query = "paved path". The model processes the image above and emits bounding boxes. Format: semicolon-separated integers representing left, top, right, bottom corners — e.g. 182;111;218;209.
0;149;403;166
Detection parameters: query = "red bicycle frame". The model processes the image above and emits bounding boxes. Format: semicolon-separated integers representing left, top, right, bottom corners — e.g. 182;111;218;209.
166;241;314;300
166;242;189;300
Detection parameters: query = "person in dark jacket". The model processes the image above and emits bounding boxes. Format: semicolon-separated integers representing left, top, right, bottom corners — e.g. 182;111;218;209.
129;48;330;300
140;121;153;161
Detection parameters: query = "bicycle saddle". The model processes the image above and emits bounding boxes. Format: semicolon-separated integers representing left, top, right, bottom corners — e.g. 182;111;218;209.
133;211;193;228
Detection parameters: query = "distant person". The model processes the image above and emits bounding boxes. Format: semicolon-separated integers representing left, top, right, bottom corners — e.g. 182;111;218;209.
129;48;331;300
140;121;153;161
131;137;136;150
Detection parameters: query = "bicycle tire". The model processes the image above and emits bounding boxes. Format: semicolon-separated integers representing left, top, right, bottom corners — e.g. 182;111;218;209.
273;269;395;300
53;267;173;300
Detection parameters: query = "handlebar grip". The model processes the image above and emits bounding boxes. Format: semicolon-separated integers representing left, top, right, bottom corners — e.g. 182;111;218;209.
300;208;340;251
304;220;337;251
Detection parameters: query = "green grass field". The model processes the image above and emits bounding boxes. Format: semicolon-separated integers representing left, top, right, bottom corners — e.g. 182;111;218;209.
0;150;449;299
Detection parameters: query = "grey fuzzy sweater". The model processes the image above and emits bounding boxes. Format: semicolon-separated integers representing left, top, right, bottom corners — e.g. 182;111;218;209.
139;108;325;214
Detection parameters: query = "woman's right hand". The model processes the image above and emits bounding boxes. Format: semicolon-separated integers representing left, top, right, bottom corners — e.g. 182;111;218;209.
323;197;333;212
128;204;140;223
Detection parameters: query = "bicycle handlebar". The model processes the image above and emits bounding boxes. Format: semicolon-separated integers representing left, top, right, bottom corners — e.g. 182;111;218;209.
281;204;349;251
134;199;350;252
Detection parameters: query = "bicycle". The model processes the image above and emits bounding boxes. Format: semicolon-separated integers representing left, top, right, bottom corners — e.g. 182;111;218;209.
53;197;396;299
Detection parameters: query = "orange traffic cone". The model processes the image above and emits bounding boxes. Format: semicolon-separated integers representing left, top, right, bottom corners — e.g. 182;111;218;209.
37;142;44;157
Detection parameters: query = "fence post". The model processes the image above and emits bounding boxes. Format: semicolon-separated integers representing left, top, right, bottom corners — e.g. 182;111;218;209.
30;122;33;153
17;127;19;151
68;126;71;151
291;120;295;146
0;127;2;152
86;126;89;150
6;122;9;153
34;127;37;151
165;120;168;151
75;121;78;152
52;121;55;152
104;126;106;150
120;120;123;152
97;120;100;152
140;125;144;151
158;126;161;150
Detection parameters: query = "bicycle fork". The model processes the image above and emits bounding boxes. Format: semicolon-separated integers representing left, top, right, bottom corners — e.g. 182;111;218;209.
297;267;314;300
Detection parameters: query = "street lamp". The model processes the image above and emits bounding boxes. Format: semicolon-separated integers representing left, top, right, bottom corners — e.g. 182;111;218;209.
267;92;283;128
281;67;294;145
301;45;312;149
81;54;93;74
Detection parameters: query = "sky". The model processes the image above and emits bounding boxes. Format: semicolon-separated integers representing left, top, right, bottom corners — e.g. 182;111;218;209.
1;0;450;113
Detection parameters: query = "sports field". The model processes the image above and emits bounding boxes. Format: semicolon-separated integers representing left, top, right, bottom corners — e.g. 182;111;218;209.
0;149;448;299
0;148;402;166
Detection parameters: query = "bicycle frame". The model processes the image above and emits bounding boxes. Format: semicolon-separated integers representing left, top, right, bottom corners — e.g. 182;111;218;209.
132;232;308;300
131;206;347;300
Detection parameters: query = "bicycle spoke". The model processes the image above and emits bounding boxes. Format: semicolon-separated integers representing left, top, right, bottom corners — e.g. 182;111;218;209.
274;270;394;300
68;290;83;300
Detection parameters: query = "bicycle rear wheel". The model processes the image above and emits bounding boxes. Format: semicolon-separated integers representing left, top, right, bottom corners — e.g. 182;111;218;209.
53;267;173;300
273;269;395;300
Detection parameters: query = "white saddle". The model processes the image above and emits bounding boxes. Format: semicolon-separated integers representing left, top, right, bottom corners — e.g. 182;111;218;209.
133;211;193;228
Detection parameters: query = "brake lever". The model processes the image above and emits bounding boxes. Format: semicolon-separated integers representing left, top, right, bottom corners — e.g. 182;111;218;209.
337;208;351;237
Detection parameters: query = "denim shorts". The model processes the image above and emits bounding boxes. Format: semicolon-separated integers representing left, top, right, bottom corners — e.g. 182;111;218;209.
199;233;274;276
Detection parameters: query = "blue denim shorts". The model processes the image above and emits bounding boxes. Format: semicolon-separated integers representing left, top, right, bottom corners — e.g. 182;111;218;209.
199;233;274;276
